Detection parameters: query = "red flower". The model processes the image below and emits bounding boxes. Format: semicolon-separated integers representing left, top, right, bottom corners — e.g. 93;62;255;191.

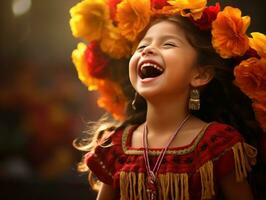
151;0;170;10
192;3;220;30
85;41;109;78
107;0;122;20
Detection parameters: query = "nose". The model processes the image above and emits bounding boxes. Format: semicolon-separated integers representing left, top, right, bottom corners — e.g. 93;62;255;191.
141;46;156;56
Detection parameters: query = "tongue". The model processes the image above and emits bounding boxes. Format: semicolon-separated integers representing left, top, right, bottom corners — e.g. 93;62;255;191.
140;66;163;79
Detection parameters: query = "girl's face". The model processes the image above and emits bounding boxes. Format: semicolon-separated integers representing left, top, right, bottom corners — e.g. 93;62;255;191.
129;20;199;100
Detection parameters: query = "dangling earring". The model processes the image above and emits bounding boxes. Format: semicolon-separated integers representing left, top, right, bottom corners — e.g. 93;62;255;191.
189;89;200;110
132;92;138;110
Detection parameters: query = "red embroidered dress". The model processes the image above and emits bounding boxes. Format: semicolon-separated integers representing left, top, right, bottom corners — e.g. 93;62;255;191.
85;122;257;200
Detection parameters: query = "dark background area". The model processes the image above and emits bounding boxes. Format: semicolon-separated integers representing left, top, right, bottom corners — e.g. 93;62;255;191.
0;0;265;199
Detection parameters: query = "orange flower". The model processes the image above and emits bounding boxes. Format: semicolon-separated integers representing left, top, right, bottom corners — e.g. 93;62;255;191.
167;0;207;20
71;43;99;90
234;57;266;101
69;0;111;42
97;80;127;121
252;102;266;132
212;6;250;58
108;0;122;20
116;0;151;41
100;25;131;59
249;32;266;58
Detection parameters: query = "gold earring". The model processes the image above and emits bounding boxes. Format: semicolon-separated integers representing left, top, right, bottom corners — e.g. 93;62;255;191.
189;89;200;110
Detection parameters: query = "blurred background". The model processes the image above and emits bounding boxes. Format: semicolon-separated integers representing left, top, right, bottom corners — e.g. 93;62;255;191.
0;0;265;199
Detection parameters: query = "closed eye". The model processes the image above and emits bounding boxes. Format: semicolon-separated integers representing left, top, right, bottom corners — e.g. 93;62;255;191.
137;45;147;51
163;43;177;47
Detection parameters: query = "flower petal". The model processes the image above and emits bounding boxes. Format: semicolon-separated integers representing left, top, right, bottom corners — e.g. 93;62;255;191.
72;43;99;90
249;32;266;58
167;0;207;20
116;0;151;41
100;25;131;59
234;57;266;100
212;6;250;58
69;0;111;42
97;80;127;121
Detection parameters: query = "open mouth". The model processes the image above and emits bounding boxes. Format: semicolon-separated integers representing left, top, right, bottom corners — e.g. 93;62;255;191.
139;62;164;79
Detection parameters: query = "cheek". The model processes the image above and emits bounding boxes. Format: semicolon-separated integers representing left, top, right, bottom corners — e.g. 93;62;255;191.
166;54;196;84
128;54;139;84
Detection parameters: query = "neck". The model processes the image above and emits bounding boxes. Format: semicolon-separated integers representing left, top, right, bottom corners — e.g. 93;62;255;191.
145;96;189;136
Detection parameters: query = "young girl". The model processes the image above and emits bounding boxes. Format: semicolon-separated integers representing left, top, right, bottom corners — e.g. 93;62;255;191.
70;0;265;199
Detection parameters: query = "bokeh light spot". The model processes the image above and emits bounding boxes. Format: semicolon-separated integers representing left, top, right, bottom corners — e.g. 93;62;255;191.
12;0;32;17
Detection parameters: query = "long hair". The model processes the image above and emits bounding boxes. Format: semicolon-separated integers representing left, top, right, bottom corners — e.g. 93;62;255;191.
74;15;264;196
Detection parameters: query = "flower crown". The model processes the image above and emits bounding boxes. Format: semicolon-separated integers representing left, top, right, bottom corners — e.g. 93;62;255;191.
69;0;266;131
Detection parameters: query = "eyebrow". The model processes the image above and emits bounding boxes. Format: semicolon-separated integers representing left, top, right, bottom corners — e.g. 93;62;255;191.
140;34;185;44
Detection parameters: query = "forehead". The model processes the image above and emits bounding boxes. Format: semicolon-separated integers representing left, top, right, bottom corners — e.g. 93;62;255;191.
142;20;186;40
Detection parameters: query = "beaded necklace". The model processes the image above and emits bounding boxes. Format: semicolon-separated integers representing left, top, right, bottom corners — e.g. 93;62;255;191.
143;114;190;200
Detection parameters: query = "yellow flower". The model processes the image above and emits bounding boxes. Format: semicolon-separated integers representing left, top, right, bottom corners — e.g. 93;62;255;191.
249;32;266;58
97;80;127;121
100;25;131;59
167;0;207;20
71;43;99;90
116;0;151;41
69;0;110;41
212;6;250;58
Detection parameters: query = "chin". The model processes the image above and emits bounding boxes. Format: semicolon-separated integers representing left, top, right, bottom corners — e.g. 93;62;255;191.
137;89;163;101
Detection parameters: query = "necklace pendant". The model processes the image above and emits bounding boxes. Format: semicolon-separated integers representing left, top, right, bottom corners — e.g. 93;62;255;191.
146;173;157;200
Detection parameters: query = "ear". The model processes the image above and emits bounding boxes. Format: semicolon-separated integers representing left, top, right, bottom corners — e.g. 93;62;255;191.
190;66;214;88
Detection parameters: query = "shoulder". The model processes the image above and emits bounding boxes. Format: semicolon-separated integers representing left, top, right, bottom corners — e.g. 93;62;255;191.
195;122;244;163
90;125;127;157
190;123;257;199
204;123;257;182
203;122;243;146
196;122;257;180
84;125;127;185
206;122;241;135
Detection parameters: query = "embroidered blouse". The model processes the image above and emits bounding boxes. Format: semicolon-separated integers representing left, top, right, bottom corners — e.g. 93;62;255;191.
85;122;257;200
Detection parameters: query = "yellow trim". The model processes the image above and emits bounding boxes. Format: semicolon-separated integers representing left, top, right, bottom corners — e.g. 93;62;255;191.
122;123;213;155
120;172;147;200
232;142;257;182
120;172;189;200
199;161;215;199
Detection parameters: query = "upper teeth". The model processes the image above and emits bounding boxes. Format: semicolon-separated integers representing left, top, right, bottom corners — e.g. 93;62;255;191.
141;62;163;72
